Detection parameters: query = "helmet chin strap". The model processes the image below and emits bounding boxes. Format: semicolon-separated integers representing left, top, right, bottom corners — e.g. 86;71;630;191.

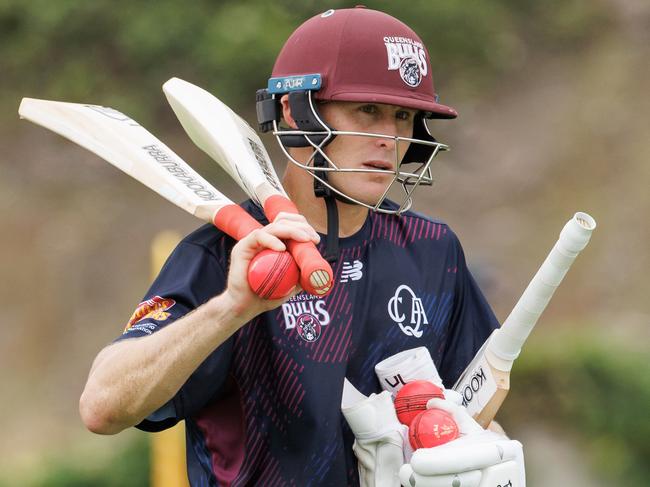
323;195;340;263
313;152;341;263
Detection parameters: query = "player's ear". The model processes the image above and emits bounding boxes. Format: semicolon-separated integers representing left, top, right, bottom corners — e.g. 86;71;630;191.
280;95;299;129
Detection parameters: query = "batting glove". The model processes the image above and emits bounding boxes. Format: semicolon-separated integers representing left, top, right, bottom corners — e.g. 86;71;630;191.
399;390;526;487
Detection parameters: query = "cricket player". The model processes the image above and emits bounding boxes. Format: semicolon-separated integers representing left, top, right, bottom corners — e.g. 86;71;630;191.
80;7;525;486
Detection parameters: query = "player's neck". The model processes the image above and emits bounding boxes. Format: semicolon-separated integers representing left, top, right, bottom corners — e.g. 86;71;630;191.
283;169;369;238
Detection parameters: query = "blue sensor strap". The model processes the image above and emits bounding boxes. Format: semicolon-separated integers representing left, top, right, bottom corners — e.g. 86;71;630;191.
268;74;322;94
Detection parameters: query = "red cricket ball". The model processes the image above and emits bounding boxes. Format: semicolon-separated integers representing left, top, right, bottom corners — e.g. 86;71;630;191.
408;408;459;449
248;249;299;299
394;380;445;426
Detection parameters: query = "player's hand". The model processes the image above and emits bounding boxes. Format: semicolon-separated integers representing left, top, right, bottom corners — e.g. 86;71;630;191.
224;213;320;319
398;390;526;487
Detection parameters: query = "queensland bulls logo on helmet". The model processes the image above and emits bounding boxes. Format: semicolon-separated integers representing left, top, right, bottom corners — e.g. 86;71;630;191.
384;35;428;88
399;57;422;87
296;313;322;342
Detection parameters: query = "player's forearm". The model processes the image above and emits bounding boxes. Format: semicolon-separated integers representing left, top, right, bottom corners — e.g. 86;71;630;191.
79;291;253;434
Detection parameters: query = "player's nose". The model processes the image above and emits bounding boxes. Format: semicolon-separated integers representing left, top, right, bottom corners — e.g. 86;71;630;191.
375;137;396;152
374;124;398;151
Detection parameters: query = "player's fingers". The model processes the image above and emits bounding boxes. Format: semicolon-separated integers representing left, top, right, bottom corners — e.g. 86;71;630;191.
232;229;286;263
272;211;305;223
271;212;320;242
265;221;320;243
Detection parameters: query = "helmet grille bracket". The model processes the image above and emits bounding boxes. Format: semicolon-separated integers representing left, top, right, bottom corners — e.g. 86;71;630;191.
256;89;280;133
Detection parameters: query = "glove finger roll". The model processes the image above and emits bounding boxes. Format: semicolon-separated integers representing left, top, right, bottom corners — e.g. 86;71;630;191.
411;440;521;475
399;464;482;487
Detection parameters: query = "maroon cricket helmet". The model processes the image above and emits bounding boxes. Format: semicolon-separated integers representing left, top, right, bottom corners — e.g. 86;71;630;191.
271;6;457;119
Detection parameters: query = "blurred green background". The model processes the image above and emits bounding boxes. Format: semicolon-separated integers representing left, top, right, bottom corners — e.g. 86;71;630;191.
1;0;648;485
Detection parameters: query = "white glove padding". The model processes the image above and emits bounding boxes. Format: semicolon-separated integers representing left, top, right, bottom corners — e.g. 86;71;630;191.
375;347;443;396
342;381;408;487
398;391;526;487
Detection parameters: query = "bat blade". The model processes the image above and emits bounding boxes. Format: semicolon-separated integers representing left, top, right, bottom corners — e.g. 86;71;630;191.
19;98;230;223
162;77;285;206
453;212;596;427
19;96;300;299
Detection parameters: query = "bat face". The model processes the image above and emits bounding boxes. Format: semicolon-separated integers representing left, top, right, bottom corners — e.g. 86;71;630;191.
19;98;230;222
162;77;286;207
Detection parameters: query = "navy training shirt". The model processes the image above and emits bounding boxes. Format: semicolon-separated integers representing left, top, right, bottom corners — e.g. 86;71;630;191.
116;200;499;486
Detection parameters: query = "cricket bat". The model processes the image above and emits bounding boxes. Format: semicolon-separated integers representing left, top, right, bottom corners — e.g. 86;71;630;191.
18;97;299;299
162;77;334;297
453;212;597;427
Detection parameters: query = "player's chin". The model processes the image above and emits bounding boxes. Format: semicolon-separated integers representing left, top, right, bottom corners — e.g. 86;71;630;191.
348;185;391;207
333;175;392;206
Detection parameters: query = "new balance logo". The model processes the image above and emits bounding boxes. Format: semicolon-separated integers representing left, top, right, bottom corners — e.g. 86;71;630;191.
340;260;364;283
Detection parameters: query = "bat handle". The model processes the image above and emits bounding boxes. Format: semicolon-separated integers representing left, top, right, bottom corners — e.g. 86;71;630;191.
264;195;334;296
213;204;299;299
213;204;264;239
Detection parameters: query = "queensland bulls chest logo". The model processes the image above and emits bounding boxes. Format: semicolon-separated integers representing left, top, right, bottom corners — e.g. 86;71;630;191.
282;293;331;342
295;313;322;342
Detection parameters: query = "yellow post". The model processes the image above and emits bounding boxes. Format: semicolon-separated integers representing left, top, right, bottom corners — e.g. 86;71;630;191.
150;231;190;487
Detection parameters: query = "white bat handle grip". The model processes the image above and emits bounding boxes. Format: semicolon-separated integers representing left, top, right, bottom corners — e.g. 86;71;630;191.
488;212;596;367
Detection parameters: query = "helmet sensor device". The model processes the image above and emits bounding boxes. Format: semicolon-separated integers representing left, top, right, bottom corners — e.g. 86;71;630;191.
268;74;322;94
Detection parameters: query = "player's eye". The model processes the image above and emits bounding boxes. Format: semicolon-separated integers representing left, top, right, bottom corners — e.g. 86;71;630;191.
396;110;413;121
359;104;378;115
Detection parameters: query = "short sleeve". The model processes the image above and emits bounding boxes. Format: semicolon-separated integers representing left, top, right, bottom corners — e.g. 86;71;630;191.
438;233;500;386
114;236;235;431
116;240;227;339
